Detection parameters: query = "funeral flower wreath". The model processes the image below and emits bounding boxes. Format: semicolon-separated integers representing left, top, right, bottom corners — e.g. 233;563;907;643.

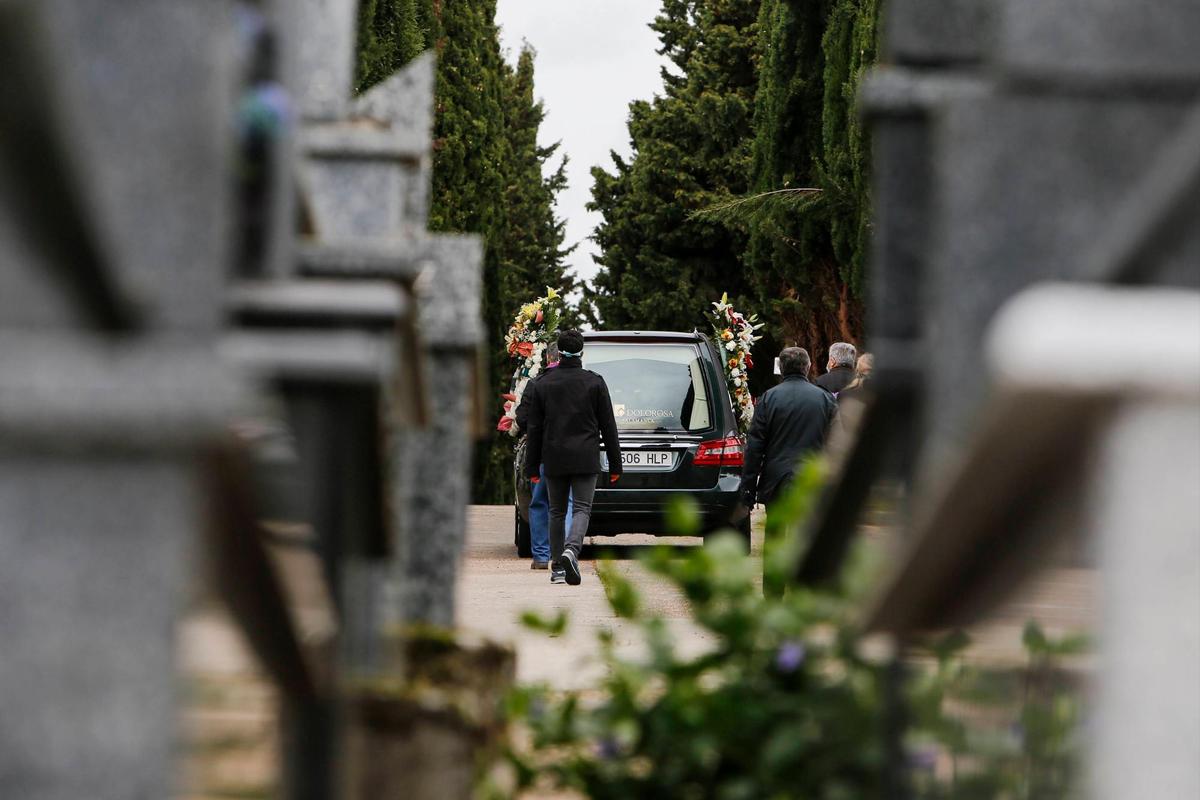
710;292;764;432
497;288;563;436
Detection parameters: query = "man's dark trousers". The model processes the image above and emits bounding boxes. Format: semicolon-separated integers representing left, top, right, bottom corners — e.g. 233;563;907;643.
546;474;598;562
738;373;836;597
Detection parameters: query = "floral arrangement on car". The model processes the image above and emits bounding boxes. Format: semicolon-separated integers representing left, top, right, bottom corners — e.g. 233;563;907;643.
497;287;564;436
711;292;764;432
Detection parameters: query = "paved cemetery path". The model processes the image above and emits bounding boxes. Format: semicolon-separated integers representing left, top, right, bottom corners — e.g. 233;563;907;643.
455;505;1097;687
455;505;736;689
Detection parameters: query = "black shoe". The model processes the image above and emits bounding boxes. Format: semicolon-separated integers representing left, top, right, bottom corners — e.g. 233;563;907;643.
550;568;566;584
531;560;550;570
557;550;581;585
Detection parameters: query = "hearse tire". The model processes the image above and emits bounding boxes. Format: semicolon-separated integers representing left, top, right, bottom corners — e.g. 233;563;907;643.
516;507;533;558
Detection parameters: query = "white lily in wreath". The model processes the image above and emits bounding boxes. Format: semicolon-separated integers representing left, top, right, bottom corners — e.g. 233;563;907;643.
710;293;763;433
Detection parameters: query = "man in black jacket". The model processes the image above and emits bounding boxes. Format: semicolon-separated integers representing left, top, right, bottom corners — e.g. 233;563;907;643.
516;342;573;570
525;330;623;585
814;341;857;396
740;347;836;595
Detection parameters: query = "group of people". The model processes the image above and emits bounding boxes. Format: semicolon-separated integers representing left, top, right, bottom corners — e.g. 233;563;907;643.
738;341;870;596
515;329;872;589
741;341;872;510
812;341;873;399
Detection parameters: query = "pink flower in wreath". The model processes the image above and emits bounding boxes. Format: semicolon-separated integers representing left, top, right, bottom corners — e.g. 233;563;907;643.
535;309;544;324
515;341;535;358
497;415;514;432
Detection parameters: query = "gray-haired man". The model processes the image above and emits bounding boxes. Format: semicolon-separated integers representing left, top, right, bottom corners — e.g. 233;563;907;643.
815;341;857;395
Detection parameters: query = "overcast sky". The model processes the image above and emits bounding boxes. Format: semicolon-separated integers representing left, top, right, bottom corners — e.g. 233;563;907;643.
494;1;665;293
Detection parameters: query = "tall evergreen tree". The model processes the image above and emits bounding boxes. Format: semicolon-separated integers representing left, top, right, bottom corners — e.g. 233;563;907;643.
588;0;761;332
355;0;431;92
474;45;576;503
494;48;576;311
355;2;573;502
745;0;878;365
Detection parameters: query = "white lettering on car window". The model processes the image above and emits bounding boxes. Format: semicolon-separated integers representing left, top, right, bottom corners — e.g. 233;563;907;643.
613;406;674;422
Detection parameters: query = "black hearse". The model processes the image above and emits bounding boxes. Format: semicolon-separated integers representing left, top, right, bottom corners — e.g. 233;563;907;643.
515;330;748;555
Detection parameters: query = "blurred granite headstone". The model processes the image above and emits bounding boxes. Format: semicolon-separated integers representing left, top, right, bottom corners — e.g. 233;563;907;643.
287;47;485;631
291;0;358;122
866;0;1200;487
301;53;434;240
924;94;1198;474
349;52;436;228
269;3;492;791
998;0;1200;86
0;2;241;798
884;0;994;66
20;0;236;332
341;53;483;629
860;3;1200;797
391;235;484;628
1090;385;1200;800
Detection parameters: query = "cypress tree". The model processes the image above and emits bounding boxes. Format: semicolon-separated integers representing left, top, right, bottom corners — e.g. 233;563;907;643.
444;3;576;503
354;3;573;502
472;44;575;503
745;0;878;365
588;0;760;332
494;48;575;308
355;0;430;93
820;0;877;301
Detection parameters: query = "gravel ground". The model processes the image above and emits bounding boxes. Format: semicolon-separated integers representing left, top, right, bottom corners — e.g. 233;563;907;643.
455;505;766;689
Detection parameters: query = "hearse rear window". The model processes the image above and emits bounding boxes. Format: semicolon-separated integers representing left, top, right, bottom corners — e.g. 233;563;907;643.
583;343;713;432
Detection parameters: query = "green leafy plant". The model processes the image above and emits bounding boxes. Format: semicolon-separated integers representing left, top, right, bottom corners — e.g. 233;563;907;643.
907;624;1088;800
496;461;1088;799
506;537;885;799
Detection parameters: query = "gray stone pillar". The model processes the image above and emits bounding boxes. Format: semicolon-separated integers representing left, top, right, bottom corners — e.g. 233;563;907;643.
289;51;486;631
1091;401;1200;800
292;0;359;122
865;0;1200;489
0;342;241;800
0;3;241;798
252;5;490;794
392;236;485;628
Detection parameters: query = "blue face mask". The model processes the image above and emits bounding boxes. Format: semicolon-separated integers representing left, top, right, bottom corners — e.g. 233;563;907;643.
559;349;582;358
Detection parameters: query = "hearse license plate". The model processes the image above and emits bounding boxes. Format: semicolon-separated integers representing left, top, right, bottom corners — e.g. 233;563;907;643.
603;450;674;470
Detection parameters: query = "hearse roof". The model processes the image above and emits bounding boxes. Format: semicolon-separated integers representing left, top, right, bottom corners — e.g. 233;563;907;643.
582;330;706;342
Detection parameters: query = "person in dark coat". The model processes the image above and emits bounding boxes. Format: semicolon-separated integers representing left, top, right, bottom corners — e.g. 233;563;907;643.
739;347;836;596
525;330;623;586
515;343;573;571
814;341;858;396
837;352;874;401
